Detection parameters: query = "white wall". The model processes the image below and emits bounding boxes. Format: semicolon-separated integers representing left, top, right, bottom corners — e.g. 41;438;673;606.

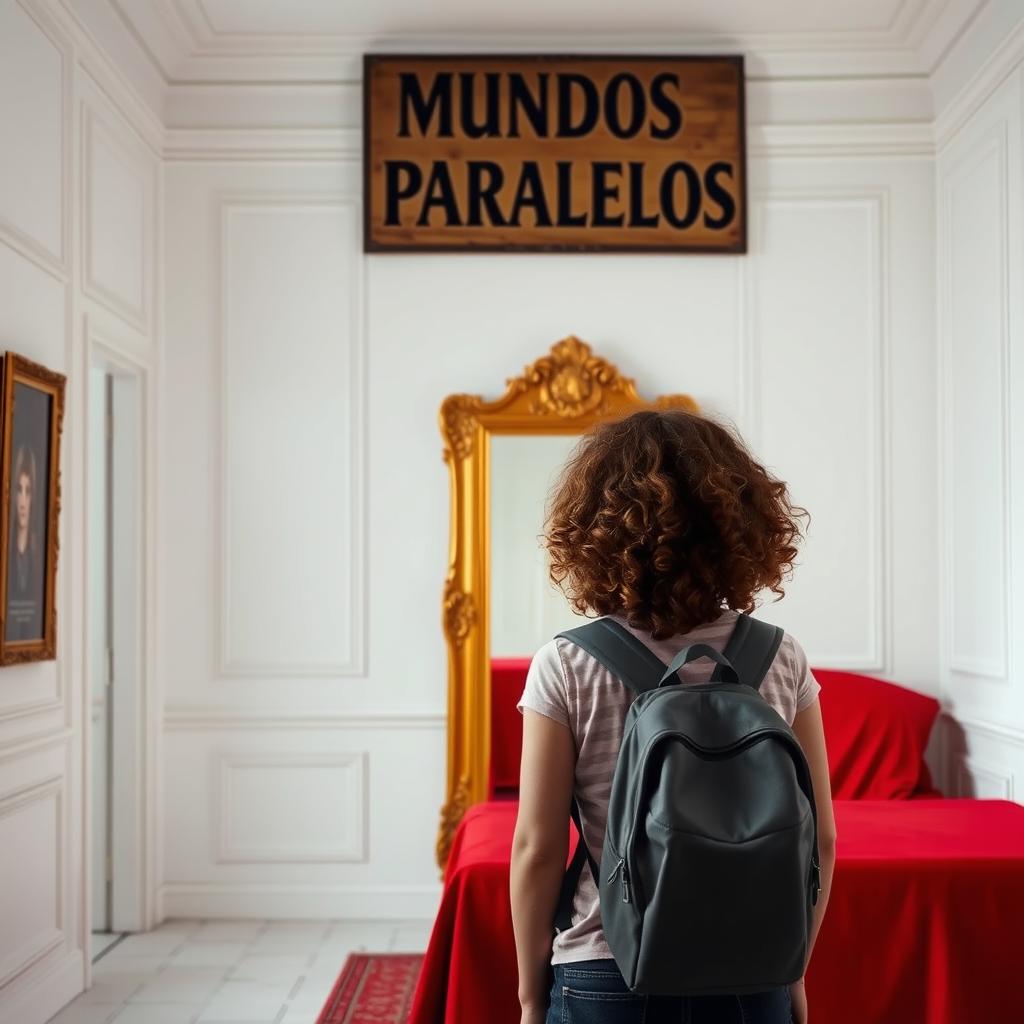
160;156;445;919
936;50;1024;799
159;91;939;917
0;0;160;1020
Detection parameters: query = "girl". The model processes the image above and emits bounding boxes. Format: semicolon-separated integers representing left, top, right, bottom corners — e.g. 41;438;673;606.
510;409;836;1024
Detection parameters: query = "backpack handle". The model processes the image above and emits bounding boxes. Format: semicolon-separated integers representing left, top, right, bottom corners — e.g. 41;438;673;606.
658;643;740;687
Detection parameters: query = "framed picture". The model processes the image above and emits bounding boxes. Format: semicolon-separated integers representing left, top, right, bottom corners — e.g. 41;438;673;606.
0;352;66;664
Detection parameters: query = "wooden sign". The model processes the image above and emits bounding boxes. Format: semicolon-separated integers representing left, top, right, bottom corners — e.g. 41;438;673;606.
364;54;746;253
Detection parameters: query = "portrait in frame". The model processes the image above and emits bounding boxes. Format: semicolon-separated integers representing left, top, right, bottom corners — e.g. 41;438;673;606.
0;351;66;665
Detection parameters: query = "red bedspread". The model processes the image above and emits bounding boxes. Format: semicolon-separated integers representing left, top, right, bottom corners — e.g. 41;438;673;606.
408;799;1024;1024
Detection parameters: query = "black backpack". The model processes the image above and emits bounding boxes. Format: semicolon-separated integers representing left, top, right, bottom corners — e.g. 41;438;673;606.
552;612;821;996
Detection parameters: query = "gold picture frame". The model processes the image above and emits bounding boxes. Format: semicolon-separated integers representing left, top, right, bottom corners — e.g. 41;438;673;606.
436;335;698;871
0;351;66;665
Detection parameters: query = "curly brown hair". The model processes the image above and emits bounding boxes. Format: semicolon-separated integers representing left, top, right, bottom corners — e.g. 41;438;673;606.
542;409;810;640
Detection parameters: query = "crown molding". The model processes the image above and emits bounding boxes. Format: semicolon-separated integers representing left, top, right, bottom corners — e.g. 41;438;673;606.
107;0;954;82
158;73;935;137
140;43;936;86
69;0;992;91
934;3;1024;147
163;127;360;161
36;1;1021;168
54;0;164;118
160;121;935;162
38;0;164;154
749;122;935;157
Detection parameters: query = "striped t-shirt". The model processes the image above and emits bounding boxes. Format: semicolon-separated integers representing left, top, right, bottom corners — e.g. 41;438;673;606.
515;606;822;966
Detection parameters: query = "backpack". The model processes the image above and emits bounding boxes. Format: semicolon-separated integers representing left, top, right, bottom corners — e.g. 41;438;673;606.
552;611;821;997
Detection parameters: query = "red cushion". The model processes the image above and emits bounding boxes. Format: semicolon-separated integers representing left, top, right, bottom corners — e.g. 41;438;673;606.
812;668;940;800
493;659;943;801
490;658;532;794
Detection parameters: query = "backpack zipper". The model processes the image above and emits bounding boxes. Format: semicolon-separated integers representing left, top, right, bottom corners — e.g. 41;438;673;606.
606;857;632;903
619;728;795;910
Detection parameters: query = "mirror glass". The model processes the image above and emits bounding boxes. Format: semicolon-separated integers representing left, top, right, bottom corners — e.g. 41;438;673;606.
489;433;590;657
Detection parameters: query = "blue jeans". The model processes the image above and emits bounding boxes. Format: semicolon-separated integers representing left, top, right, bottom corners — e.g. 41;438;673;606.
544;959;794;1024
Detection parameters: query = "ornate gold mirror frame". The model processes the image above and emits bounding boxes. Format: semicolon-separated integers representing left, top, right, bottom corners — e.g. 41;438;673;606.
436;335;698;871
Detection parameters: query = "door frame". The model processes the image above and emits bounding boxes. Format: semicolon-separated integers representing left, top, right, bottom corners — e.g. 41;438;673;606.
83;317;158;948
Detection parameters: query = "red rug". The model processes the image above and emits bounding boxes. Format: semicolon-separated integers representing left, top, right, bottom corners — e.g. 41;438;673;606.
316;953;424;1023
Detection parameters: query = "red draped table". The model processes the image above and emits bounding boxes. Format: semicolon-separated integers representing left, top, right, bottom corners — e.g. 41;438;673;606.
408;798;1024;1024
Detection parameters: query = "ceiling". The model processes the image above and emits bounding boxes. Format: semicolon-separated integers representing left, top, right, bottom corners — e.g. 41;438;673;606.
98;0;981;83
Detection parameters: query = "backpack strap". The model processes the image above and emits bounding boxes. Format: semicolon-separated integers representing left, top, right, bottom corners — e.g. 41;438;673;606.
555;617;669;695
553;797;598;934
550;617;669;932
710;612;785;692
547;612;782;933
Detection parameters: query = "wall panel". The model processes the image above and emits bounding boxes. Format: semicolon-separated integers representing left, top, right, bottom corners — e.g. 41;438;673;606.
937;62;1024;795
218;197;363;677
0;0;68;275
83;105;155;332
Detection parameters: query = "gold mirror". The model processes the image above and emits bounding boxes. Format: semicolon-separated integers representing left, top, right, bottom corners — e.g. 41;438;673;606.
435;335;698;870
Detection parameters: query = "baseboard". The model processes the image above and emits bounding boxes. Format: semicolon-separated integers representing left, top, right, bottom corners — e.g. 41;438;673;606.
159;882;442;921
0;948;83;1024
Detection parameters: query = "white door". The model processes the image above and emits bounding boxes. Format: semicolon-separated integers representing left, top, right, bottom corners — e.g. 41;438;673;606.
88;368;111;933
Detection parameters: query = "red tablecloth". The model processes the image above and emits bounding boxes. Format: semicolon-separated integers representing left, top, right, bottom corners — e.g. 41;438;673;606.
408;799;1024;1024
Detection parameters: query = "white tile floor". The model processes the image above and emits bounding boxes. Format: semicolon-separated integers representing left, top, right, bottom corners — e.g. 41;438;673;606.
50;919;433;1024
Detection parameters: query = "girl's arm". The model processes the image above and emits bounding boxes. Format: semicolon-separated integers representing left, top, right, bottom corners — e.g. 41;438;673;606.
510;708;576;1015
790;695;838;972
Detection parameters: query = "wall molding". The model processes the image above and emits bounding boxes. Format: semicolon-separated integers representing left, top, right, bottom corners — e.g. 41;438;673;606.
163;707;444;730
938;115;1013;684
53;0;165;150
0;693;65;727
745;187;891;674
41;0;1024;160
942;708;1024;747
0;35;74;736
96;0;978;84
215;193;367;680
158;123;941;163
0;727;73;765
163;128;361;162
747;123;935;159
935;10;1024;148
159;880;442;921
0;947;83;1024
81;103;156;335
0;1;72;283
216;751;368;864
955;752;1015;799
0;776;64;990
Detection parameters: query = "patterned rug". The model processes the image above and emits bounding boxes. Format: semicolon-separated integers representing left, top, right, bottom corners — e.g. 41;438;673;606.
316;953;424;1023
